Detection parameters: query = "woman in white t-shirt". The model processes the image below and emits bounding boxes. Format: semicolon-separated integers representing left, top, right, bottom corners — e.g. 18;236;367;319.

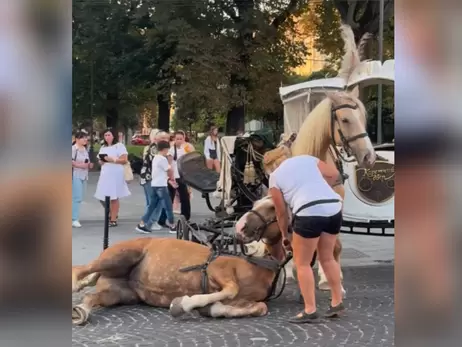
268;155;344;323
204;126;221;173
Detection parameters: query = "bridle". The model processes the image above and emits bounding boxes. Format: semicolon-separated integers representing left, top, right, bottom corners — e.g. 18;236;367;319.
247;209;278;243
329;103;369;182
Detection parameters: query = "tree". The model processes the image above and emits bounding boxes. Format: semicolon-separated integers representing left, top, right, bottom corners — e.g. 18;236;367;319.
73;0;155;129
299;0;394;63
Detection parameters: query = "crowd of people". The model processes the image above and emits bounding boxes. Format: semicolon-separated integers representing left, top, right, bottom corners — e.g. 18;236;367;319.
71;126;222;231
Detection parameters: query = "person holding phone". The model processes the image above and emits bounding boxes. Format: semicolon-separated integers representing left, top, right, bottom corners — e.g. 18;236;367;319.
72;131;93;228
94;128;131;227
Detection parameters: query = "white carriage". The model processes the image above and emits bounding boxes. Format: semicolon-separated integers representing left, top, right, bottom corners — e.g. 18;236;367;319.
280;59;395;236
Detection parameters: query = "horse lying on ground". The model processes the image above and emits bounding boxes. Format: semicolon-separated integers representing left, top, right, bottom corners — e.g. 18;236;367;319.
72;237;290;325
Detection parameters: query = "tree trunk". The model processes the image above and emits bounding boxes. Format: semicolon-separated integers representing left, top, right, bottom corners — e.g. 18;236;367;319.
157;93;170;131
226;105;245;135
105;92;119;129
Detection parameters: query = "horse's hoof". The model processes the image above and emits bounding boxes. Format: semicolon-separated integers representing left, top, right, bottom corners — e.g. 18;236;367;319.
169;297;186;318
253;302;268;317
72;304;89;325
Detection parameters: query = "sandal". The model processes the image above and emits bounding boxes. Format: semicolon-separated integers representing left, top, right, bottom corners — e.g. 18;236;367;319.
109;221;118;227
288;310;320;324
324;303;345;318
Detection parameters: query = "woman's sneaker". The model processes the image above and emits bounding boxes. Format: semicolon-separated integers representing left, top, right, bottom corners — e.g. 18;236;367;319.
72;221;82;228
136;224;151;234
166;223;177;234
150;222;162;231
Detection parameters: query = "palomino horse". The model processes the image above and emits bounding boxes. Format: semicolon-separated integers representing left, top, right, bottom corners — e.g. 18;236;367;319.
72;237;290;325
249;24;375;292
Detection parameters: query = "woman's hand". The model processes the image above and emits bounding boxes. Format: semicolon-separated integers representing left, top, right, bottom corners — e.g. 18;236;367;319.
106;156;118;163
98;160;105;166
168;179;178;188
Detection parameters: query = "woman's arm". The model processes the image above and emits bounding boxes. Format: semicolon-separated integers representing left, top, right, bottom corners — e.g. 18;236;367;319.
114;154;128;164
317;159;339;187
166;153;176;181
204;137;211;159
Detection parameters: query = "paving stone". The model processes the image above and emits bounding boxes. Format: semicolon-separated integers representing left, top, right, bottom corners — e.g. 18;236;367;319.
72;266;394;347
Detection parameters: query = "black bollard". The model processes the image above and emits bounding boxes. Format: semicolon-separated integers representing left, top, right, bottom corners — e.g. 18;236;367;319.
103;196;110;249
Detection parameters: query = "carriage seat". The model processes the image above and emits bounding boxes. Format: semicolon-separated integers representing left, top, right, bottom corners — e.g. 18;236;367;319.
177;152;220;194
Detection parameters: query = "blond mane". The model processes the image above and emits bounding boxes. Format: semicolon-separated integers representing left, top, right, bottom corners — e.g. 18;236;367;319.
291;97;333;160
290;24;368;160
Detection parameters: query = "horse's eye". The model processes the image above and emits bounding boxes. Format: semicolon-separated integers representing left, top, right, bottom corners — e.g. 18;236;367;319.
341;118;349;124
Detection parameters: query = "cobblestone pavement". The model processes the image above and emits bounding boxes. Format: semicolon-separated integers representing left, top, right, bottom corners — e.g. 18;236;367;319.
72;265;394;347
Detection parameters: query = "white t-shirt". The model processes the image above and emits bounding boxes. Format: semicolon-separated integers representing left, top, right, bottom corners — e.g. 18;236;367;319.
168;145;186;179
150;155;169;187
269;155;342;217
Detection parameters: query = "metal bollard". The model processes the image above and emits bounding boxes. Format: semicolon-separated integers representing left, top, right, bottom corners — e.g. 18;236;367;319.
103;196;110;249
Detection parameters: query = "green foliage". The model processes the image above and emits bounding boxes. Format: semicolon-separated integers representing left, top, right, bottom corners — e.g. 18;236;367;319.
298;0;394;66
73;0;312;130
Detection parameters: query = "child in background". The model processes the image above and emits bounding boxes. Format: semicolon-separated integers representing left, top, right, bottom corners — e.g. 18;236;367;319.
136;141;176;233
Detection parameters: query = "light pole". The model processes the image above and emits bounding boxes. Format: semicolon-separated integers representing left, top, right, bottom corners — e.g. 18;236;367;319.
376;0;384;144
89;59;95;158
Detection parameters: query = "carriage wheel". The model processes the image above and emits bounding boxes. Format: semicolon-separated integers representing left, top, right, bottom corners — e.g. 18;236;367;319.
176;215;190;241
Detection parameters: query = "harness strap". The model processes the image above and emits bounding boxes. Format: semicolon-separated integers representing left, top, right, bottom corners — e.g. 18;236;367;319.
293;199;341;217
179;248;220;294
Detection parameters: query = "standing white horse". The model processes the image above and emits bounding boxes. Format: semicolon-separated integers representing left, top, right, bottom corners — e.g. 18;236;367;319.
247;24;374;293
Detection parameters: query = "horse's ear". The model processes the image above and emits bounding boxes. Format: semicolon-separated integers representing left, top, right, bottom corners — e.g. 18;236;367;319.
349;86;359;98
325;91;343;106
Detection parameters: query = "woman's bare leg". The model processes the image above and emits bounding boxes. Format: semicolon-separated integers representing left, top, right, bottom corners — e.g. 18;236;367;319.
318;233;343;306
206;159;214;170
292;233;319;314
110;199;119;221
213;159;221;173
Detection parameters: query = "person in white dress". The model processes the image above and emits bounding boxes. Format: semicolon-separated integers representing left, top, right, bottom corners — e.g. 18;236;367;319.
204;126;221;173
94;128;131;226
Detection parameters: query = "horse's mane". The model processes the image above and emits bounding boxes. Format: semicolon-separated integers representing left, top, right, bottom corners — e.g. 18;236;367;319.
291;97;332;160
289;24;369;160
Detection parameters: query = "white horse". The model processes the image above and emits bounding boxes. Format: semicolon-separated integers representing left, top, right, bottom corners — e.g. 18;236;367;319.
247;24;374;294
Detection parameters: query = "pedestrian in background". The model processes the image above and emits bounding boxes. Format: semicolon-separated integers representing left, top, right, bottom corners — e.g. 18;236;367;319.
94;128;131;227
136;140;176;233
72;131;93;227
204;125;221;173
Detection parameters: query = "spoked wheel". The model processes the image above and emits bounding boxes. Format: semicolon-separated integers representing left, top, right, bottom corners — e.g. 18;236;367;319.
176;215;190;241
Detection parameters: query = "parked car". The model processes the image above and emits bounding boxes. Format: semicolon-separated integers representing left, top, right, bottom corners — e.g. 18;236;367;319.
131;134;150;146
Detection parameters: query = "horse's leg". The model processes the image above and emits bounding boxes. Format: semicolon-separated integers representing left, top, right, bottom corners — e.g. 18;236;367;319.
72;267;100;292
72;278;139;325
169;275;239;318
196;300;268;318
72;240;145;292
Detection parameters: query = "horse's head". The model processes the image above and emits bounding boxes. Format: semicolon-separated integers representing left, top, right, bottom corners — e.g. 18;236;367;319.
327;91;376;168
235;196;281;244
